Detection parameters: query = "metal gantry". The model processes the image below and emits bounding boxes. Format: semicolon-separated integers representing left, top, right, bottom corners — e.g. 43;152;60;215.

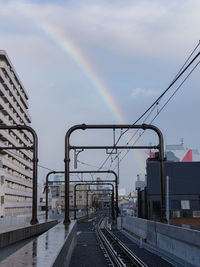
74;183;115;220
64;124;166;224
45;170;119;220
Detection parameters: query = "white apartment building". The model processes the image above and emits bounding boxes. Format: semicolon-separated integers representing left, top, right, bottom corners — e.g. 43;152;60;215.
0;50;32;218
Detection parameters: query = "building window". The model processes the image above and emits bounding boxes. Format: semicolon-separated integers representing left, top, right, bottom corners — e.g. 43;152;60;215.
181;200;190;210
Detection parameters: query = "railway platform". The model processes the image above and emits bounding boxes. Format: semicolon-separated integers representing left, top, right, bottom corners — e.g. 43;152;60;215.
0;221;77;266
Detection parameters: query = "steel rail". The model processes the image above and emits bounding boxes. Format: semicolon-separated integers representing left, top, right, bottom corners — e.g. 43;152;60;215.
96;217;124;266
102;227;148;267
96;217;148;267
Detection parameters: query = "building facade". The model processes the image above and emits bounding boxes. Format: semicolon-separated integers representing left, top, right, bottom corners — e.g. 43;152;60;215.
138;160;200;220
0;50;32;217
48;183;92;212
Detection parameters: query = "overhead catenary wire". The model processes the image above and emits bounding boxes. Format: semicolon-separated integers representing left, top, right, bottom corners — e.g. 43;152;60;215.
112;58;200;170
99;42;200;171
77;159;110;170
2;43;200;181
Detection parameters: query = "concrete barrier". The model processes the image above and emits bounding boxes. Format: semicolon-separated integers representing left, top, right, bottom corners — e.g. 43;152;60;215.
122;216;147;239
0;213;45;229
0;220;57;248
120;216;200;266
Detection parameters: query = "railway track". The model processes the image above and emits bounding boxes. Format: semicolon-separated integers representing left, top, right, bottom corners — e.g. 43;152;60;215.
96;217;148;267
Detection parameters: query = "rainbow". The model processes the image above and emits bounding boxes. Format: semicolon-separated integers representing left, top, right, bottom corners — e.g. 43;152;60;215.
40;23;146;169
21;11;146;170
41;23;126;124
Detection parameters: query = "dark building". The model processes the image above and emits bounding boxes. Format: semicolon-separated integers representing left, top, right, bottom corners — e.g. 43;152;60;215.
138;161;200;220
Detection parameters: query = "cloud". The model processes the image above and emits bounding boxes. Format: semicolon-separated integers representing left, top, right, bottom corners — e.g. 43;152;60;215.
131;87;158;98
1;0;200;61
0;0;199;193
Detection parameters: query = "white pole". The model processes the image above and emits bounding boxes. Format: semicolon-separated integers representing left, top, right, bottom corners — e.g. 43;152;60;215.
166;176;169;224
117;154;119;184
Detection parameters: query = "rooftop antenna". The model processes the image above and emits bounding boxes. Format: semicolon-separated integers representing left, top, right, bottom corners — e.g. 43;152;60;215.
181;138;184;146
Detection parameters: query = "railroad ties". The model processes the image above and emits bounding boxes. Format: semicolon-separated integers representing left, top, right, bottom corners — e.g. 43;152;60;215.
96;217;148;267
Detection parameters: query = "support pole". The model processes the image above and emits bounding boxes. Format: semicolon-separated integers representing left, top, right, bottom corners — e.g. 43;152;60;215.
166;176;169;224
45;171;56;220
86;191;89;217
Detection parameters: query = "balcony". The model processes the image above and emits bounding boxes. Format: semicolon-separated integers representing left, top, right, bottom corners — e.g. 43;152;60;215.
0;83;30;124
0;68;31;121
0;112;33;147
2;157;32;179
5;187;32;197
4;201;32;208
0;61;28;108
3;172;32;188
0;131;33;162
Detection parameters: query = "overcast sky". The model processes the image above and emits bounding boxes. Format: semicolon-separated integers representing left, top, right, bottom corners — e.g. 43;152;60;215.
0;0;200;193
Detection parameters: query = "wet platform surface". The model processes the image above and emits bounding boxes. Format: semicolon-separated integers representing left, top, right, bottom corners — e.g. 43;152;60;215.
69;217;109;267
0;221;76;266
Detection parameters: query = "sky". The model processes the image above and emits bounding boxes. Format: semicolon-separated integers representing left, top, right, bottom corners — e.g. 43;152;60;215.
0;0;200;193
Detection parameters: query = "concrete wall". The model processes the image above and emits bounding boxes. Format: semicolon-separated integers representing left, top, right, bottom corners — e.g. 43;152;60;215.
120;216;200;266
0;220;57;248
0;213;45;229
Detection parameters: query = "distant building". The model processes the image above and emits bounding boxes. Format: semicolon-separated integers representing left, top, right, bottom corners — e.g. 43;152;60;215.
118;187;126;197
135;174;146;189
149;140;200;162
0;50;32;217
138;160;200;220
47;183;92;212
53;174;64;184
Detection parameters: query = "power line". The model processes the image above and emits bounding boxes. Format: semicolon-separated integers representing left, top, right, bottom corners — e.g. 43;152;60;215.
99;42;200;171
38;164;54;172
112;58;200;169
77;159;110;170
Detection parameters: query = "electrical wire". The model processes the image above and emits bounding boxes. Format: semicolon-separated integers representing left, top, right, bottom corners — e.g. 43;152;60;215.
2;42;200;180
98;42;200;171
77;159;110;170
112;59;200;170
